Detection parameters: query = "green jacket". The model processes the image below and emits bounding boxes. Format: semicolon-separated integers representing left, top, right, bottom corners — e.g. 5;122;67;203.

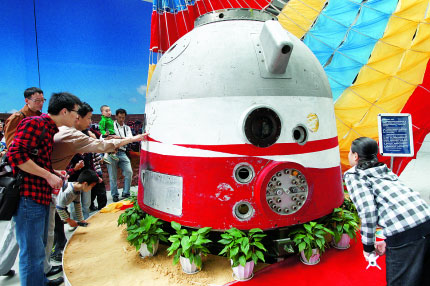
99;115;115;135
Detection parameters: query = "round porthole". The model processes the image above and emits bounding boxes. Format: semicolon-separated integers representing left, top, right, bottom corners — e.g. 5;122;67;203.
244;107;281;148
233;163;254;184
292;125;308;145
234;201;254;220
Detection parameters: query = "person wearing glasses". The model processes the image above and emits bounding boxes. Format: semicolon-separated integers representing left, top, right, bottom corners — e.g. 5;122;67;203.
6;92;82;286
3;87;45;149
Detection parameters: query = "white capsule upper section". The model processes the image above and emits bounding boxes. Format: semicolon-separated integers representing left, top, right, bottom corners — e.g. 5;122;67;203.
147;12;332;103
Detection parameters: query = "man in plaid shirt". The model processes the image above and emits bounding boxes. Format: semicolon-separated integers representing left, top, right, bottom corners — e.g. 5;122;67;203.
344;137;430;286
7;92;82;286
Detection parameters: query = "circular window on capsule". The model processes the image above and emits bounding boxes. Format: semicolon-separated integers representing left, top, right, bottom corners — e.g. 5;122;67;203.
244;107;281;148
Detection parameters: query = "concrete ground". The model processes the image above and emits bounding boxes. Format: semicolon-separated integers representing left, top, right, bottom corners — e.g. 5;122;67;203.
1;135;430;285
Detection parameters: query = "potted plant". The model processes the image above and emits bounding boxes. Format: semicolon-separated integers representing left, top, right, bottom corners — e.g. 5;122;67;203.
290;221;333;265
167;221;212;274
125;214;169;257
117;195;145;228
218;228;266;281
329;207;359;249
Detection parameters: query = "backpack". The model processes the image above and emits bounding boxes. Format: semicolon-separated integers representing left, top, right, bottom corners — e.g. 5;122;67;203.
0;125;46;220
0;159;22;220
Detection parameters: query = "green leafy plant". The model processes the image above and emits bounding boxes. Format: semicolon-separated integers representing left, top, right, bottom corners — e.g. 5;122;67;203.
126;214;168;253
341;196;358;215
290;221;333;261
329;207;359;243
166;221;212;269
218;228;267;267
117;195;145;228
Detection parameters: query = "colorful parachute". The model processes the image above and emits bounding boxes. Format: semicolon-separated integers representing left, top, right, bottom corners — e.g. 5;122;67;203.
148;0;430;174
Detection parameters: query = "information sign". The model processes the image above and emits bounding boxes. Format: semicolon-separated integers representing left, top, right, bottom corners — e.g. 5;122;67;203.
377;113;414;157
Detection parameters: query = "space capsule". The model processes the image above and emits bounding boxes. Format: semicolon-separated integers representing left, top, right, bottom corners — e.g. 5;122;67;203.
138;9;344;231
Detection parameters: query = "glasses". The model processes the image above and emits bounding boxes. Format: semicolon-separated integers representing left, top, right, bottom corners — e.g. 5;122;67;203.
29;98;46;103
69;109;79;113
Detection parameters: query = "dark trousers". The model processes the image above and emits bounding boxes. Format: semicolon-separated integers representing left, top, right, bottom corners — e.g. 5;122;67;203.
386;233;430;286
90;182;107;210
53;212;67;255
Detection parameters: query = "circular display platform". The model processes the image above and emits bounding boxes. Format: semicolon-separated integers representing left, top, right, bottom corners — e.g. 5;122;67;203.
63;211;267;286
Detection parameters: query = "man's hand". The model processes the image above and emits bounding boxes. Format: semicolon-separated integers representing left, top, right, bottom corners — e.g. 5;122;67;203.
375;241;386;256
46;173;62;190
74;160;84;171
54;170;68;180
131;133;148;142
66;218;78;227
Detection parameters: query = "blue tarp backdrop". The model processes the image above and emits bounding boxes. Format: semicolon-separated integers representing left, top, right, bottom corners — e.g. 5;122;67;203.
0;0;152;114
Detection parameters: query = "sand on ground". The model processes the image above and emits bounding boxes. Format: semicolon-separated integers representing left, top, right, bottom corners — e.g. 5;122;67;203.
64;211;267;286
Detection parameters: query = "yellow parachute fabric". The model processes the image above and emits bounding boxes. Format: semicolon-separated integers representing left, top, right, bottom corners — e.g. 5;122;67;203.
278;0;327;38
146;64;156;95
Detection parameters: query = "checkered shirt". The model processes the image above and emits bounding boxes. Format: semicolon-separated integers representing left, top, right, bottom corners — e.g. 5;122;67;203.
344;165;430;252
7;114;59;205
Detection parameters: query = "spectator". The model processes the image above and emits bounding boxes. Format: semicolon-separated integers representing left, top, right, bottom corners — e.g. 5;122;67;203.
0;87;58;279
99;104;119;163
7;92;82;286
56;169;99;227
344;137;430;285
3;87;44;149
107;108;134;202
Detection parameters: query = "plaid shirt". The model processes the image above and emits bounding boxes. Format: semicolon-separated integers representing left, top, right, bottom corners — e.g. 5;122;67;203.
7;114;59;205
344;165;430;252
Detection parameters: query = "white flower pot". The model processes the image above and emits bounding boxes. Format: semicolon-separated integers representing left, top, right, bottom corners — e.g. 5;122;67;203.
333;233;351;249
180;256;200;274
231;260;254;281
300;249;320;265
139;240;159;258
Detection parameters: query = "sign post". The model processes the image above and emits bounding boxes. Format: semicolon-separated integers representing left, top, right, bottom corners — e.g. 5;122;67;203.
377;113;414;170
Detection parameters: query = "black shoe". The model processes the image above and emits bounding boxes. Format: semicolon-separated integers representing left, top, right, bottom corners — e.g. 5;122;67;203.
1;270;15;277
113;196;119;202
47;276;64;286
89;205;98;211
46;265;63;277
50;252;63;263
122;193;130;199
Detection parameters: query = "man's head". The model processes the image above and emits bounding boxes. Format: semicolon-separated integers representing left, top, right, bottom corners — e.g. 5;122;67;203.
75;102;93;131
77;169;99;192
24;87;45;113
115;108;127;125
100;105;112;118
47;92;82;127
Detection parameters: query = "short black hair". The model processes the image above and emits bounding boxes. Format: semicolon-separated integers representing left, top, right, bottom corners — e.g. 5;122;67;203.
77;169;99;185
47;92;82;115
115;108;127;116
24;87;43;99
100;105;109;112
78;102;93;118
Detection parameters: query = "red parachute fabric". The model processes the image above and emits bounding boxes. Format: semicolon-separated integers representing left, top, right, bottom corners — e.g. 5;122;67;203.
150;0;270;53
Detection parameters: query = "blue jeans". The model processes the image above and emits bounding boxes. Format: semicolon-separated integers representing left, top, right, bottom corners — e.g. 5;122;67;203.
14;197;49;286
106;150;132;198
386;234;430;285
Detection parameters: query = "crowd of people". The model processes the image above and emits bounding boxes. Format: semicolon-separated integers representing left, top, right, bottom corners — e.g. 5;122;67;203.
0;87;147;286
